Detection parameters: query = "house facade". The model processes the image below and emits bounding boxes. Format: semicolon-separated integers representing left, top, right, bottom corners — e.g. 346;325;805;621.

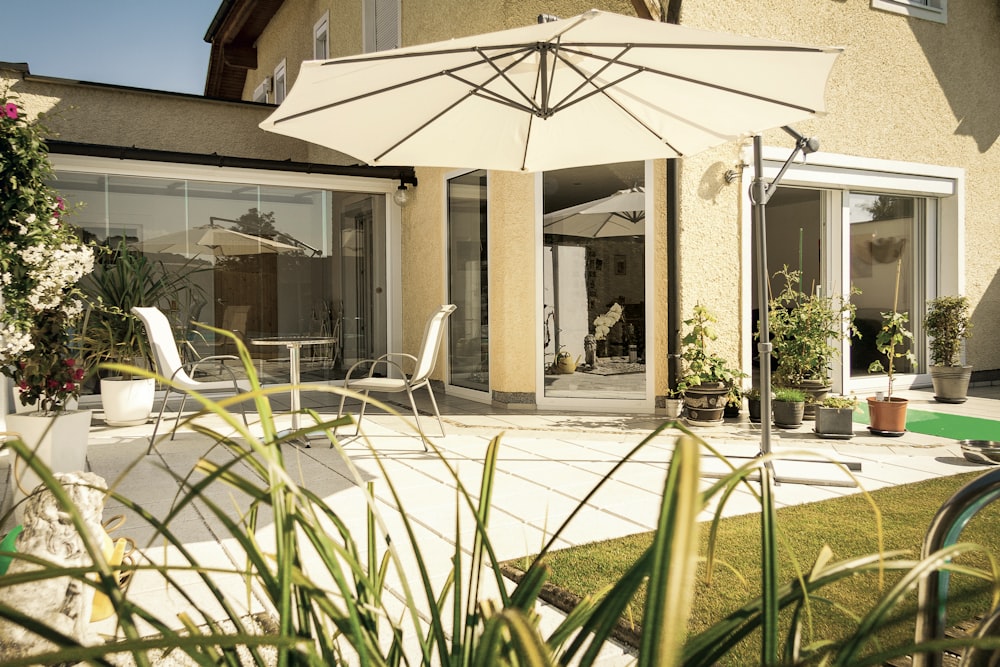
3;0;998;416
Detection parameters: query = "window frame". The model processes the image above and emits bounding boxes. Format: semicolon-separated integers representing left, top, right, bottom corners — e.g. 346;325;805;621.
273;60;287;105
314;12;329;60
871;0;947;24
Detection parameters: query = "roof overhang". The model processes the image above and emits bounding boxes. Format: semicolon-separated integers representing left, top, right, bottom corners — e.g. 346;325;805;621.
204;0;286;100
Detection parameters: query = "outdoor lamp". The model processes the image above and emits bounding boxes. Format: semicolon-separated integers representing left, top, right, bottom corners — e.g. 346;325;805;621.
392;183;412;207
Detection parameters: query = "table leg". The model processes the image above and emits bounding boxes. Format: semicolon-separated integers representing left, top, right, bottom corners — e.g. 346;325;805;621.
287;342;301;432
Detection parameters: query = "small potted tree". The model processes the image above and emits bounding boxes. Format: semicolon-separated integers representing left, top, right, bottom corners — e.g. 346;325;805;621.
814;394;858;439
678;303;743;425
925;295;973;404
867;260;915;435
80;243;206;426
765;266;859;419
772;387;806;429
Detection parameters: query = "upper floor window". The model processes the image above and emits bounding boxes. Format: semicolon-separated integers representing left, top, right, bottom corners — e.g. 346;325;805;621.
314;13;329;60
252;78;270;104
363;0;400;53
872;0;946;23
274;60;287;104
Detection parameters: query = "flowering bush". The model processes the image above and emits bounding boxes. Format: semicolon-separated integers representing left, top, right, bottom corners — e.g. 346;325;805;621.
1;92;94;412
592;302;622;340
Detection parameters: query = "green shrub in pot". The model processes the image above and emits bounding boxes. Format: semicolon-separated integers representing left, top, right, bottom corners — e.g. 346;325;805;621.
925;295;973;403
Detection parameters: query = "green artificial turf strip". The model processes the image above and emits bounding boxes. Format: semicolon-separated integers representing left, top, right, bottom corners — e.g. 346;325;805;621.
854;402;1000;441
516;470;1000;665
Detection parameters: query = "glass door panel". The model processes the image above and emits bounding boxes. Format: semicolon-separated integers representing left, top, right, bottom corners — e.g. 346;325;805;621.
848;193;921;377
541;162;645;400
447;170;489;392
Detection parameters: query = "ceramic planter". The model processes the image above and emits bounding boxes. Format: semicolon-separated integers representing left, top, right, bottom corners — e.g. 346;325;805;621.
814;406;854;439
683;382;728;425
747;397;762;423
794;379;831;421
867;396;908;435
930;365;973;404
772;400;804;428
100;377;155;426
4;410;92;521
663;397;684;420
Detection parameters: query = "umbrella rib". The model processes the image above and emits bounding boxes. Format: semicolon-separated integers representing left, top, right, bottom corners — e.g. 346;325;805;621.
274;46;536;125
556;43;824;115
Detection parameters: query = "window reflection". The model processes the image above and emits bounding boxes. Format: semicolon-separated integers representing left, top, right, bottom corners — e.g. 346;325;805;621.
54;171;386;392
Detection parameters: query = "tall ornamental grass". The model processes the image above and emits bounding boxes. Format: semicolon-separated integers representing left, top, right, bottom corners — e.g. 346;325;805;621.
1;329;999;666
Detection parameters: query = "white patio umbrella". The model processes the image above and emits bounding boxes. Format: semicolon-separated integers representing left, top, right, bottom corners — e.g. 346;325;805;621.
260;9;840;172
543;187;645;238
136;225;300;257
260;9;844;474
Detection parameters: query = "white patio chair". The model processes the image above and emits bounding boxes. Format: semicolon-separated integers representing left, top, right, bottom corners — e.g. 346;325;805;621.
338;304;456;443
132;306;252;454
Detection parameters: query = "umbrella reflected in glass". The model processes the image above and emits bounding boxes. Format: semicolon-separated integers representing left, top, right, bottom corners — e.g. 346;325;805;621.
134;225;300;257
543;186;645;238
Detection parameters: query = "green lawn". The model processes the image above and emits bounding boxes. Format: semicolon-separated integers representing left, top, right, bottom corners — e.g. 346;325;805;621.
506;469;1000;665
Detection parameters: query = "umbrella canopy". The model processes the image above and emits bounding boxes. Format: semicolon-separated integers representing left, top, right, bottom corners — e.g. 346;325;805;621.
136;225;300;257
543;186;645;238
260;9;841;173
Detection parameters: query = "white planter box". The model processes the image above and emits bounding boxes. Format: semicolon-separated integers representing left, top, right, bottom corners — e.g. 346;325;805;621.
4;410;92;521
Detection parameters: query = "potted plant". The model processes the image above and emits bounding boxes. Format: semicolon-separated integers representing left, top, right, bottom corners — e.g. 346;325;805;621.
678;303;743;425
723;383;742;419
0;93;96;514
772;387;806;429
867;259;915;435
79;242;206;426
925;295;973;404
814;394;858;439
745;387;763;424
663;388;685;420
765;266;859;419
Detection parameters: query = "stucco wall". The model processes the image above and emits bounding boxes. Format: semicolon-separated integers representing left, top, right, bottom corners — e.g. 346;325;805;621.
1;66;309;163
677;0;1000;377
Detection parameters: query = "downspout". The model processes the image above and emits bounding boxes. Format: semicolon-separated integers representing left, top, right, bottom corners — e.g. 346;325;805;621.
663;0;683;394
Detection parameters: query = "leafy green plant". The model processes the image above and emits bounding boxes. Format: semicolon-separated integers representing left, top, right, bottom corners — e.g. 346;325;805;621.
925;295;972;367
678;303;744;391
868;260;916;400
2;329;1000;666
78;243;206;378
820;394;860;410
743;387;761;401
764;266;859;387
772;387;806;403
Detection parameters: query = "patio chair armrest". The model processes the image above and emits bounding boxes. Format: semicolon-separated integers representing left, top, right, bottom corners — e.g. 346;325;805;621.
344;354;415;382
186;354;240;374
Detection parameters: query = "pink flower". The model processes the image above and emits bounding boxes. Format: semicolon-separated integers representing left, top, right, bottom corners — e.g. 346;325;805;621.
64;358;76;366
47;379;59;389
64;382;76;391
3;103;17;119
73;368;85;380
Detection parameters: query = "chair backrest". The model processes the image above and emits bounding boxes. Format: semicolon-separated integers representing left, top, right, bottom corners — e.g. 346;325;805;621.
132;306;190;384
411;304;457;383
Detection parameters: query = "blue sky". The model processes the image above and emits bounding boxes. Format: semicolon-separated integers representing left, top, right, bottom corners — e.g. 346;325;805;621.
1;1;220;95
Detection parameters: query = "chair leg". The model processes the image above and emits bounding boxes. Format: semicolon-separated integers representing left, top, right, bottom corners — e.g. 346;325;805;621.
403;386;429;451
355;390;371;435
424;383;446;437
147;388;173;455
173;393;190;441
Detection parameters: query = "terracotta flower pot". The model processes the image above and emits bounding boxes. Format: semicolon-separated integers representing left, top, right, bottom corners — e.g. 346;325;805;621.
867;396;908;434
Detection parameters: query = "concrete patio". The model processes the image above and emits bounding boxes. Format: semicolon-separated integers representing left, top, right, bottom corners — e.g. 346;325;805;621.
1;383;998;662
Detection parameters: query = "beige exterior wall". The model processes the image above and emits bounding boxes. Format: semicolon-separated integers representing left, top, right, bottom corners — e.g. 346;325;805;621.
675;0;1000;378
1;67;302;162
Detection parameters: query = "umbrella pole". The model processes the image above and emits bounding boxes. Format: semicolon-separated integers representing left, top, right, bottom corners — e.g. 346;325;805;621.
751;136;776;468
750;132;858;488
